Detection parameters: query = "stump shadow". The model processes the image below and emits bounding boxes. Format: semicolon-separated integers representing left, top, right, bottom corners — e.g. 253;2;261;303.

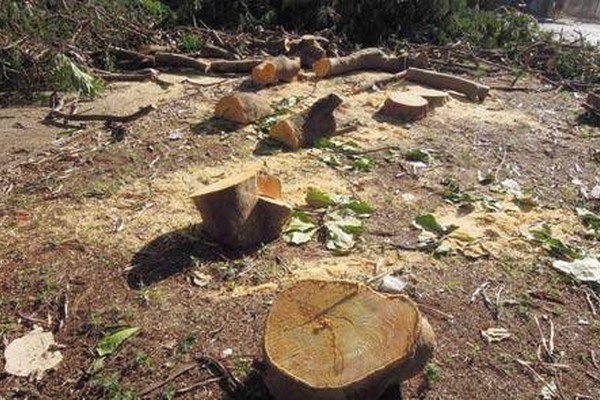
127;224;258;289
222;364;273;400
191;117;241;136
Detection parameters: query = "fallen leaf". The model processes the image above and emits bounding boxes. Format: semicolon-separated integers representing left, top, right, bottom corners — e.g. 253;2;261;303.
97;327;141;357
4;327;63;379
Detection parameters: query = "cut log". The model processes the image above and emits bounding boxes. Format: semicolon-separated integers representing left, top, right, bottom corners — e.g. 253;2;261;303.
405;67;489;102
209;59;263;74
295;35;327;69
379;93;429;121
405;88;450;108
214;93;273;125
269;93;343;150
251;56;301;86
263;280;435;400
111;47;155;67
313;48;427;78
191;169;291;248
198;43;237;60
154;52;209;73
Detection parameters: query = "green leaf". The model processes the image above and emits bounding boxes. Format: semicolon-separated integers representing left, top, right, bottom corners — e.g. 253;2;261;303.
405;148;430;163
352;157;373;171
577;208;600;237
306;187;335;208
283;212;318;245
529;225;582;261
414;214;458;237
97;327;141;357
343;200;374;215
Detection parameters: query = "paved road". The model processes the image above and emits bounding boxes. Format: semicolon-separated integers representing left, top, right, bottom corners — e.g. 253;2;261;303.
540;19;600;45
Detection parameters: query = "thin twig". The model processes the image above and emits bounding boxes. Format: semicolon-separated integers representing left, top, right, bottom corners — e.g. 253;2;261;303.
139;363;197;397
414;302;455;321
47;105;157;123
175;377;223;395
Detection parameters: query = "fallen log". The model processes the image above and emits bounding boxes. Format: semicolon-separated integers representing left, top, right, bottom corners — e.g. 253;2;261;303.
263;279;435;400
405;68;489;102
214;93;273;124
270;93;343;150
191;169;292;248
209;59;262;74
155;52;209;73
313;48;426;78
198;43;237;60
95;68;159;82
378;92;429;121
252;56;301;86
111;47;155;67
46;105;157;123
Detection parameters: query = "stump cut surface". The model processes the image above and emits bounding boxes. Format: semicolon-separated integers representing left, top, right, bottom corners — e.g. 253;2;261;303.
264;280;421;389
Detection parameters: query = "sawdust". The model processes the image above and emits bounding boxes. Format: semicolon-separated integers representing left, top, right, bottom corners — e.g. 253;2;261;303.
435;201;580;259
41;149;350;253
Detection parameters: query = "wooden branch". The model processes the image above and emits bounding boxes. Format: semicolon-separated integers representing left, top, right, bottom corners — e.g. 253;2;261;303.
155;52;209;73
214;93;273;125
352;71;408;94
198;43;237;60
252;56;301;85
405;67;489;102
209;59;262;74
270;93;343;150
47;105;157;123
314;48;427;78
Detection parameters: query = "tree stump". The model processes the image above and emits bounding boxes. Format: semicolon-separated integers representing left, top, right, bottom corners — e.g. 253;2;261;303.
270;93;343;150
252;56;301;86
263;280;435;400
379;92;429;121
406;88;449;108
191;169;292;248
214;93;273;125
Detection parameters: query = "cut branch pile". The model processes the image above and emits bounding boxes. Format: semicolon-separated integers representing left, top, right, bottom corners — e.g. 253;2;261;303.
270;93;343;150
191;169;292;248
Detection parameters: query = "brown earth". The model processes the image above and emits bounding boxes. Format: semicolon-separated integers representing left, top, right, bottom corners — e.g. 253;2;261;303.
1;67;600;400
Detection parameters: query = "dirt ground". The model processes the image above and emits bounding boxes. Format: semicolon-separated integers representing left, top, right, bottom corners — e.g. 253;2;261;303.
1;66;600;400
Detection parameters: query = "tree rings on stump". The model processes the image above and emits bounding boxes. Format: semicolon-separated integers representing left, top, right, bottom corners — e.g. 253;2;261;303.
263;280;435;400
379;92;429;121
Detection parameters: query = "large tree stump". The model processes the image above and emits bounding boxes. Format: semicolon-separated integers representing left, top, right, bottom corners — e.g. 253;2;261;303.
405;68;489;102
214;93;273;125
379;92;429;121
313;48;426;78
191;169;292;248
252;56;301;86
270;94;343;150
263;280;435;400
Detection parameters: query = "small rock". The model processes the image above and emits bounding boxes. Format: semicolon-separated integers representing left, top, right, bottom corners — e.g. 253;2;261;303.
378;275;407;294
221;348;233;358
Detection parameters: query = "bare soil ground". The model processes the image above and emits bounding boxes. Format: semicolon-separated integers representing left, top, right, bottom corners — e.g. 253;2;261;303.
1;68;600;399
